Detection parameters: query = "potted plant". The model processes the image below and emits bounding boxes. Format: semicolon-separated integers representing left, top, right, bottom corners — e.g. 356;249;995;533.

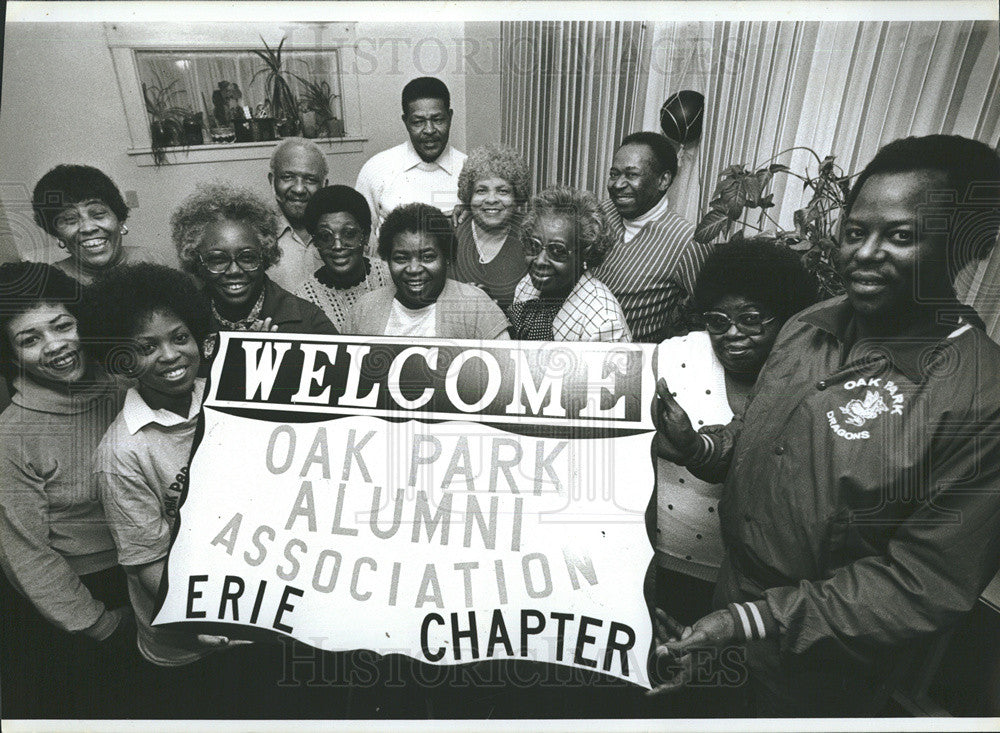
693;147;855;298
142;80;189;165
294;73;343;139
251;36;302;138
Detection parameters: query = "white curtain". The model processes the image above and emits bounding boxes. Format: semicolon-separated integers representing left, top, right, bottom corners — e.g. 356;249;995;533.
500;21;646;196
638;20;1000;336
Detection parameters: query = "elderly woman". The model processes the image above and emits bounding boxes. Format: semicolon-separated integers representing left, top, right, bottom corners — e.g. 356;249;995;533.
31;164;150;284
294;185;392;332
509;187;630;341
172;182;337;334
0;262;134;717
453;145;531;312
651;235;818;631
345;202;510;339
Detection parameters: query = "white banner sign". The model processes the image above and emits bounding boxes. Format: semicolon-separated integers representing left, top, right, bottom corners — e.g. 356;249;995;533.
154;334;657;688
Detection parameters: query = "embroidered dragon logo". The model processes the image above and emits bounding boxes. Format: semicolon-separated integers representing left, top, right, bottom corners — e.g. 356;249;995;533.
839;389;890;427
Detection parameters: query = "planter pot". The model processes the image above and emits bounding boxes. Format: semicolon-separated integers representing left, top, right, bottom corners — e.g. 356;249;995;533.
183;114;204;146
328;117;345;138
252;118;276;142
234;118;254;143
150;121;175;148
276;117;300;138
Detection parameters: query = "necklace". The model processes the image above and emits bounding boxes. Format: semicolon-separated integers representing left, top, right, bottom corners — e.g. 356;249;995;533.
471;221;509;264
212;287;265;330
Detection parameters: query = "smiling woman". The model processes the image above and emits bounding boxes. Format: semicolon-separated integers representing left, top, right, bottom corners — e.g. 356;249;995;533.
171;182;338;335
0;262;134;717
31;165;144;285
344;202;511;339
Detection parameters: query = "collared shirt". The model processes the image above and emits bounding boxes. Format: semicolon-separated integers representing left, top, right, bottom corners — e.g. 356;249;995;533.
594;199;709;343
95;378;213;666
355;141;467;250
710;297;1000;711
510;270;632;342
268;214;322;293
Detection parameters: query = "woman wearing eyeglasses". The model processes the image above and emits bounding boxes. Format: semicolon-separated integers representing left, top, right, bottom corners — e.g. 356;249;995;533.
294;185;392;332
509;186;630;341
172;182;337;336
650;235;818;659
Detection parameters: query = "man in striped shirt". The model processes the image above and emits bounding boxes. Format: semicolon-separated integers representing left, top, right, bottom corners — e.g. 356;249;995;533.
594;132;711;342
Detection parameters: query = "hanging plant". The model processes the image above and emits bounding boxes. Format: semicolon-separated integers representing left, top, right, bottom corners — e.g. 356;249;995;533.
694;147;856;298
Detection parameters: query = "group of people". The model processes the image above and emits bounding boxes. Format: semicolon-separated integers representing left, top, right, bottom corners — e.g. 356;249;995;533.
1;71;999;720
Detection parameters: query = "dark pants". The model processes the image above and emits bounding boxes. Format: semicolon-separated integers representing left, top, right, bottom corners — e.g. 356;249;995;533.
0;565;140;718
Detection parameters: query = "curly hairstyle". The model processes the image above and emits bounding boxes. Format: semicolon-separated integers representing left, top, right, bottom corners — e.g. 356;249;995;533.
303;185;372;238
845;135;1000;271
0;262;84;382
520;186;612;269
171;182;281;274
78;263;212;377
377;203;456;262
457;145;532;205
32;165;129;237
693;234;819;324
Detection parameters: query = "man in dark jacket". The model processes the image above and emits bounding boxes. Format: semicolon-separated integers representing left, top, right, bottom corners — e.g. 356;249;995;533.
649;135;1000;716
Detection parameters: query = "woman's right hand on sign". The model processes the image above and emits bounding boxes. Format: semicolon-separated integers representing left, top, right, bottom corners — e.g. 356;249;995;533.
651;378;700;464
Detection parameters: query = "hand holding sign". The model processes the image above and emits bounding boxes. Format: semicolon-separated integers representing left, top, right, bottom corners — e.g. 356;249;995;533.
651;378;700;464
647;608;738;696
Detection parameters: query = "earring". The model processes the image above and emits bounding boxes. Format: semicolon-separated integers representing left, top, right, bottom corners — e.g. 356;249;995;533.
120;224;129;235
56;240;67;249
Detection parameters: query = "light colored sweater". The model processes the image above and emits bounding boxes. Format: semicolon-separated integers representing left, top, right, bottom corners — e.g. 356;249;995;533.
0;372;125;637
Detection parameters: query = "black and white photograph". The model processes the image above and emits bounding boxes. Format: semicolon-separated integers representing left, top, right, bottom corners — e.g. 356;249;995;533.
1;0;999;728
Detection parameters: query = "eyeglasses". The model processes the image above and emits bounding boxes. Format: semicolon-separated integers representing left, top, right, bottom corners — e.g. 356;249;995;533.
701;311;776;336
198;249;264;275
313;227;364;251
523;237;572;263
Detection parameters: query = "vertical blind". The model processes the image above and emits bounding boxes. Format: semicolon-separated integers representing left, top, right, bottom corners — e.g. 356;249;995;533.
500;21;646;196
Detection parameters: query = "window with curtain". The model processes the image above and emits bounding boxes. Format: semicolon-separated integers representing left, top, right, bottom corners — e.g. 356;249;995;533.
136;48;344;145
499;21;647;197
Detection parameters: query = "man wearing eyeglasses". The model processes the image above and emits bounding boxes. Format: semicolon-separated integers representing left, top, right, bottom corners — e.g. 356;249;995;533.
648;135;1000;716
267;137;329;292
594;131;712;343
354;77;467;253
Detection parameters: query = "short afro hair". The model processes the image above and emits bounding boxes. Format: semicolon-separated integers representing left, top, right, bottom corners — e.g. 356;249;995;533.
377;203;456;262
846;135;1000;271
0;262;83;382
693;234;819;324
457;145;532;206
402;77;450;113
78;263;212;377
618;132;679;179
171;182;281;275
521;186;612;270
32;165;129;237
303;185;372;238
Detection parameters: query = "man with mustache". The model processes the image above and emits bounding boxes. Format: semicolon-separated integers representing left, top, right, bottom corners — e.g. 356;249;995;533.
648;135;1000;716
355;77;467;252
267;137;329;291
594;131;711;342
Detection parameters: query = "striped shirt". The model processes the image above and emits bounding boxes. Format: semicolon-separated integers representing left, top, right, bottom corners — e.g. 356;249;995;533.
594;198;710;343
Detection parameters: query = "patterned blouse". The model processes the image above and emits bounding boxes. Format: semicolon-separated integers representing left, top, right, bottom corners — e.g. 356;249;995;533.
509;270;632;342
295;257;392;332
